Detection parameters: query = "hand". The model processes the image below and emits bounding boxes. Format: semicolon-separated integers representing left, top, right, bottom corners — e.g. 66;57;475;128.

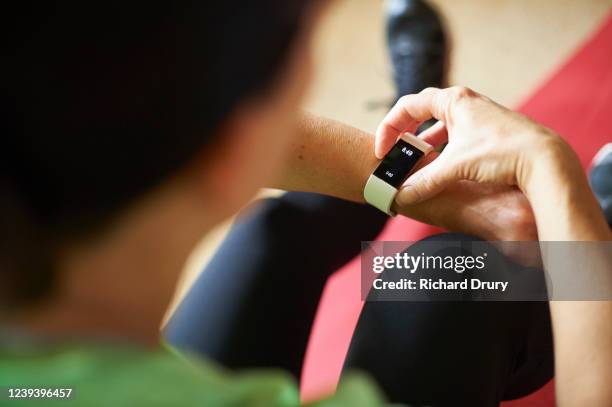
394;180;537;242
375;86;574;205
395;180;543;265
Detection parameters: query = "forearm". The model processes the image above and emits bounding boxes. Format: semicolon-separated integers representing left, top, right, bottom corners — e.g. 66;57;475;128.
269;113;529;238
270;113;378;202
524;140;612;406
269;113;454;227
525;140;611;241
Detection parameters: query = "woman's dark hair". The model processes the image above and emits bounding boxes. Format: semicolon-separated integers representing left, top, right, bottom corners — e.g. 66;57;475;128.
0;1;310;307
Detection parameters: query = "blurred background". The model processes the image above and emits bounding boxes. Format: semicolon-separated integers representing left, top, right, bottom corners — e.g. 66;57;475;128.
166;0;612;318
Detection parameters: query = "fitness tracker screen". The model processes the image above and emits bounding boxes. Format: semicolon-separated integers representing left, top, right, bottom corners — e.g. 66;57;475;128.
373;139;424;188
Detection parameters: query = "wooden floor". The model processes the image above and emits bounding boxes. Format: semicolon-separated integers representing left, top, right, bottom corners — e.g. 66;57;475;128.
164;0;612;321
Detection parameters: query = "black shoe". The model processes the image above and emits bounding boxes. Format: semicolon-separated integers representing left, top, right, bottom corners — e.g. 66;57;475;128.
590;143;612;226
386;0;448;132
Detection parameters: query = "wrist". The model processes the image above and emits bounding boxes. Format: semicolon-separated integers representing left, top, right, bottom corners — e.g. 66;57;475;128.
521;134;611;240
521;133;580;200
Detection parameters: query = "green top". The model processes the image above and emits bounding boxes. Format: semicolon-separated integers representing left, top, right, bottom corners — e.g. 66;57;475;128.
0;338;386;406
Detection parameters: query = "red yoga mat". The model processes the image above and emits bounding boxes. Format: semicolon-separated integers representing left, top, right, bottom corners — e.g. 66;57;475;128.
301;13;612;406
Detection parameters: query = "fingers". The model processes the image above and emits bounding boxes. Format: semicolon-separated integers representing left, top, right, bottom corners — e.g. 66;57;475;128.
375;87;452;158
395;153;458;205
374;103;418;159
413;150;439;171
379;86;483;204
417;120;448;147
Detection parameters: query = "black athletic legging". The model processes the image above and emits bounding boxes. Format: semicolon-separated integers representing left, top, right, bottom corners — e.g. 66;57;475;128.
164;192;553;406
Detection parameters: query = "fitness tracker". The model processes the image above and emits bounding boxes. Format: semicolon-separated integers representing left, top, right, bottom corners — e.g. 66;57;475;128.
364;132;433;215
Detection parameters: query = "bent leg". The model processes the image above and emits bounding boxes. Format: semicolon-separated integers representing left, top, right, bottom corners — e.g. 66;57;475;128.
164;192;388;377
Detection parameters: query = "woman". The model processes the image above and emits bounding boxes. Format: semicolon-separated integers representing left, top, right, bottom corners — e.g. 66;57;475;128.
1;1;610;406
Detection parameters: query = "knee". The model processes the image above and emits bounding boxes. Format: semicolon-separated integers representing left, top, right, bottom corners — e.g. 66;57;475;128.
344;301;520;405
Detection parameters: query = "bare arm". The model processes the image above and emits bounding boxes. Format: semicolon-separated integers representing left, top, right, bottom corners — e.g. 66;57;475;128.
270;112;539;242
527;146;612;406
270;113;376;203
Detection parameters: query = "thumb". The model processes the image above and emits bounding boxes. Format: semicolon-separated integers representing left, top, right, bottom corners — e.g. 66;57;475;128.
395;154;457;205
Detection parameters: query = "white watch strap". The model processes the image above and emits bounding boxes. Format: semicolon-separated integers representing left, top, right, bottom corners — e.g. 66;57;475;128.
363;174;398;216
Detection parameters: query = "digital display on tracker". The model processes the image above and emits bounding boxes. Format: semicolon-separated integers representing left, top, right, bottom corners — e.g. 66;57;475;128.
373;139;424;188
